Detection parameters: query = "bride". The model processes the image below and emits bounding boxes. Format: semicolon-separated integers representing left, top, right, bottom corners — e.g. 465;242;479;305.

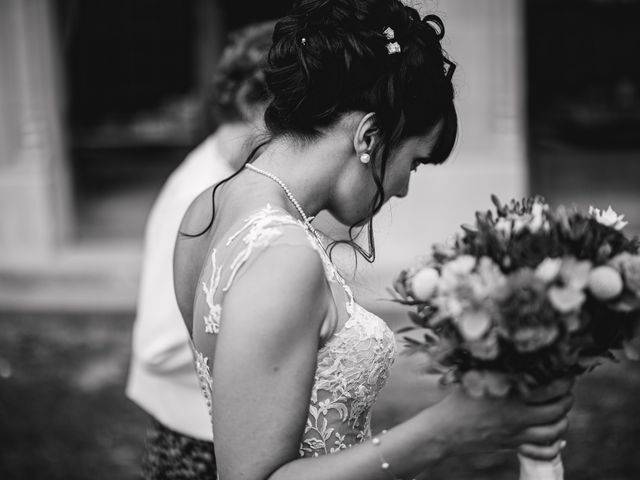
173;1;572;478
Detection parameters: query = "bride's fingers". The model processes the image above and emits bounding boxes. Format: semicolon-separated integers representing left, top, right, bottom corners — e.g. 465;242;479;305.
517;417;569;445
525;394;574;425
518;440;567;461
523;377;575;405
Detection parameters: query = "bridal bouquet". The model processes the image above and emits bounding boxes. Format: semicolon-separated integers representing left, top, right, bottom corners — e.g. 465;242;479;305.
392;196;640;480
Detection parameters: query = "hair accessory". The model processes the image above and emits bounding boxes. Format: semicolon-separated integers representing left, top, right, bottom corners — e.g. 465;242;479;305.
383;27;401;55
359;153;371;164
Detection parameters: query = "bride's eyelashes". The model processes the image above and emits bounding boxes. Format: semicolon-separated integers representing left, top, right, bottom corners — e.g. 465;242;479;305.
411;157;433;172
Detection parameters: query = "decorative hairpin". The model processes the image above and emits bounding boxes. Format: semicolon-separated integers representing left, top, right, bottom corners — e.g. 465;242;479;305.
383;27;401;55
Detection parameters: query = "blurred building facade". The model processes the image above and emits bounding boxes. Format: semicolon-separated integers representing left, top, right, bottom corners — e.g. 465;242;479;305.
0;0;639;311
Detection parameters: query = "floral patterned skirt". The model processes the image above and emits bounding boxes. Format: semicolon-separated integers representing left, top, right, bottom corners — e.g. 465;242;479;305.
141;417;216;480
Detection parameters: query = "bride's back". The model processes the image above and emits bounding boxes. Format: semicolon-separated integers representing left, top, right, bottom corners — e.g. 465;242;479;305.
175;166;398;458
175;176;284;330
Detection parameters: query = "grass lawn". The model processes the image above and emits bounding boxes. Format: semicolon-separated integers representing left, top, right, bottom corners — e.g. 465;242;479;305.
1;311;639;479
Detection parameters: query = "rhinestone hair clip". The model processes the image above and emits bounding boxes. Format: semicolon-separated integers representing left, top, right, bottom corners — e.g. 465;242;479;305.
383;27;401;55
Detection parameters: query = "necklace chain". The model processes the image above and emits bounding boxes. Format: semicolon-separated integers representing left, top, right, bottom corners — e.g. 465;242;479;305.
244;163;318;235
245;163;357;306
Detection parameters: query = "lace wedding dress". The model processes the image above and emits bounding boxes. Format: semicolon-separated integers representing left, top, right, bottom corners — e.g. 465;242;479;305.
189;205;397;457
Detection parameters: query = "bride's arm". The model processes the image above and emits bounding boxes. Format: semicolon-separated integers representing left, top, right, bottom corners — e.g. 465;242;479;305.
212;245;572;480
212;244;330;477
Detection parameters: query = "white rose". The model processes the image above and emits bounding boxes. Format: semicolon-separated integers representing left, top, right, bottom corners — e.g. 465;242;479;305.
445;255;476;276
458;310;492;341
410;268;440;301
548;286;586;313
587;265;624;301
560;257;593;290
535;258;563;283
444;297;464;318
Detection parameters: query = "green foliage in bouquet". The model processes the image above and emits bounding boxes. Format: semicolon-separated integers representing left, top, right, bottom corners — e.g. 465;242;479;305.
393;196;640;395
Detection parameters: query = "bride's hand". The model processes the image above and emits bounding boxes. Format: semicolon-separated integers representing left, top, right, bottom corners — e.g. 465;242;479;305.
432;378;573;457
516;377;574;461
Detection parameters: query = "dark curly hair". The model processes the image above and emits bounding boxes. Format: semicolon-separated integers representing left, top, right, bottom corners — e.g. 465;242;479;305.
191;1;457;263
207;21;275;127
262;0;458;261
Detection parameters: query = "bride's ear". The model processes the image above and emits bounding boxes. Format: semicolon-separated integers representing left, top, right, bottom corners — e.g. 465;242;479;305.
353;112;379;157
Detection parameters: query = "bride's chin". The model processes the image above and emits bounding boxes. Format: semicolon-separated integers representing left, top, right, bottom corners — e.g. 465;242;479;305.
326;205;373;228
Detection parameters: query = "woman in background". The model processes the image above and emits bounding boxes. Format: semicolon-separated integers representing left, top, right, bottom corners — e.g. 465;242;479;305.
127;22;274;480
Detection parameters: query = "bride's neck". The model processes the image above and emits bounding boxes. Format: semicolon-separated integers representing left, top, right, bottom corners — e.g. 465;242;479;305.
216;121;263;171
249;134;350;219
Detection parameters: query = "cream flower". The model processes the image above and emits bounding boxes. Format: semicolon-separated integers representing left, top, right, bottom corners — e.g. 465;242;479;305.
528;201;548;232
467;331;500;360
494;217;513;239
559;257;593;291
548;286;586;313
410;267;440;301
609;252;640;296
535;257;563;283
439;256;476;294
587;265;624;301
444;255;476;276
512;201;549;234
458;310;492;341
589;205;628;230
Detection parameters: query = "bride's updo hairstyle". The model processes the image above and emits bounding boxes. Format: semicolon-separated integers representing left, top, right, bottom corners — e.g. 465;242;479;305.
263;0;458;261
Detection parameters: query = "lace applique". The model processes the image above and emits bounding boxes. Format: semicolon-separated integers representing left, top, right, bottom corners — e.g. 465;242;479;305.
202;249;222;334
298;229;356;314
193;348;213;411
299;303;397;457
223;205;298;292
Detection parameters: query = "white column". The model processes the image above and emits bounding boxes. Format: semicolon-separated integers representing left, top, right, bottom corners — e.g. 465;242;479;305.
0;0;71;266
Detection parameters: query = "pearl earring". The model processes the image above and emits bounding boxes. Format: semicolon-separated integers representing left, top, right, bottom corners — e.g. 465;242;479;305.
360;153;371;164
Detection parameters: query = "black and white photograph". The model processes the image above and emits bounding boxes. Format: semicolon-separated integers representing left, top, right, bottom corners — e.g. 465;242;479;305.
1;1;639;479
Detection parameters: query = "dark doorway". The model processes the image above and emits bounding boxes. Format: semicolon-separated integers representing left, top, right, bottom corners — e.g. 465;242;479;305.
55;0;292;242
526;0;640;233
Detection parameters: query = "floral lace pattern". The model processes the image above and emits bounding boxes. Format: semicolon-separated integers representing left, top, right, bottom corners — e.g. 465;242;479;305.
202;249;222;334
190;205;397;457
192;348;213;414
299;302;397;456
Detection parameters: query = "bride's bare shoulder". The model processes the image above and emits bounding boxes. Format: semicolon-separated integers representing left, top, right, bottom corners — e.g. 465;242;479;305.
222;237;331;333
174;185;216;328
179;185;216;237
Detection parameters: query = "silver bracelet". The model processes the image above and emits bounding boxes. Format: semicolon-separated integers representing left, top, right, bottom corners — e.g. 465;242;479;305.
371;430;416;480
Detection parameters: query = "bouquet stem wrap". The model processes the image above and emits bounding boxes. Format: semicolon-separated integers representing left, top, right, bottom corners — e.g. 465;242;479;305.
518;454;563;480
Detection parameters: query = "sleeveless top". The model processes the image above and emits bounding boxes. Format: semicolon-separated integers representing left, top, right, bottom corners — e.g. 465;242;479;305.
189;205;397;457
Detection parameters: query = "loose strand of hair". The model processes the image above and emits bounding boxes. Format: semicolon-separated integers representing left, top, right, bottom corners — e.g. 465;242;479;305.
178;140;270;238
